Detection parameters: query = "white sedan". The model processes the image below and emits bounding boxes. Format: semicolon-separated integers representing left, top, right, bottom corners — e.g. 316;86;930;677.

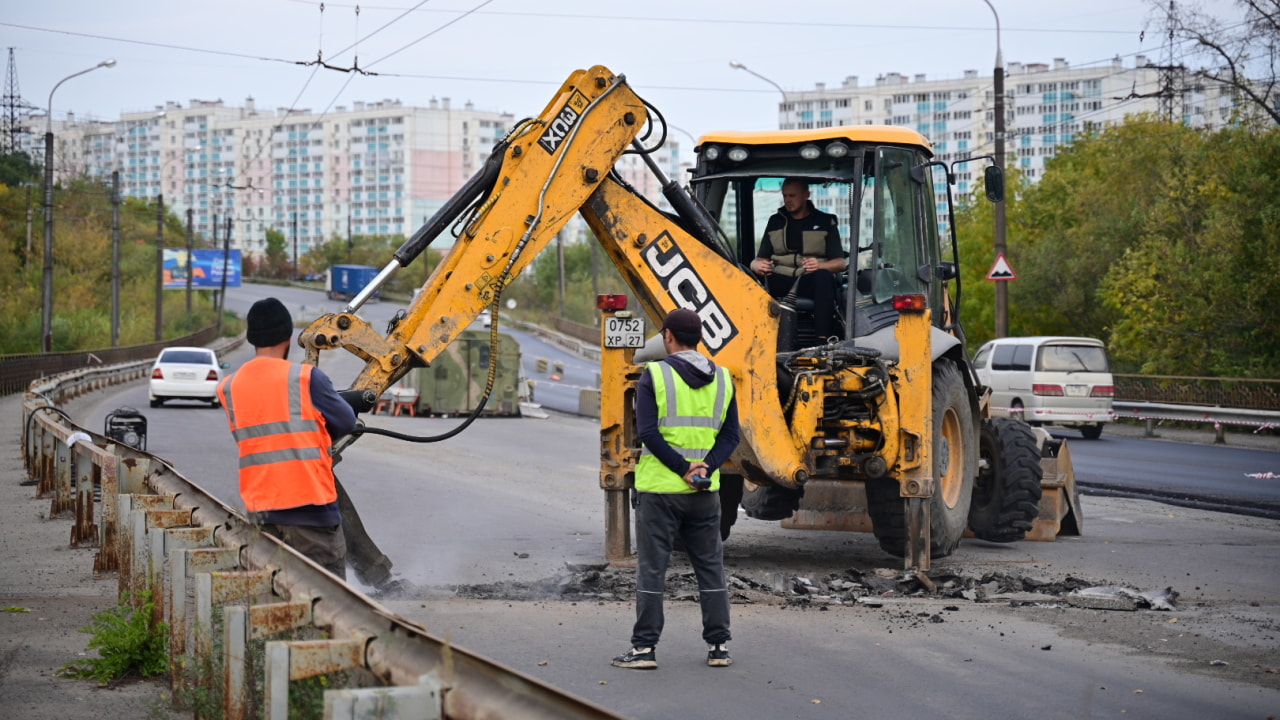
148;346;228;408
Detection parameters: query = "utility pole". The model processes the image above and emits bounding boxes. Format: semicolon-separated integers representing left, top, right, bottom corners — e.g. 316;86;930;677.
185;208;193;324
110;171;120;347
591;239;599;326
211;206;219;318
292;212;298;280
24;185;32;269
155;194;164;342
556;230;566;317
218;216;230;331
41;59;116;353
41;126;54;352
985;0;1009;338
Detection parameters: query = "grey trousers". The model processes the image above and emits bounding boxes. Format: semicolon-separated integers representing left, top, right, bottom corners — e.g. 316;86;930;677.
262;522;347;580
631;491;731;648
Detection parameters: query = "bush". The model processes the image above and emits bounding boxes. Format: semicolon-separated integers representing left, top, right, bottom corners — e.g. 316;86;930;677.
58;589;169;683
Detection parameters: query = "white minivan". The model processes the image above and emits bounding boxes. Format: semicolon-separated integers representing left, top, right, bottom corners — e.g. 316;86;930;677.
972;336;1116;439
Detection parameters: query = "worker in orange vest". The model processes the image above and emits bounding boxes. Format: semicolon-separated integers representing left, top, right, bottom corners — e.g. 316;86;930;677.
218;297;357;578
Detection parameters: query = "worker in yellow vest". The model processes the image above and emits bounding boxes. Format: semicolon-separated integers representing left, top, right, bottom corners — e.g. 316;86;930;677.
612;308;741;670
218;298;357;578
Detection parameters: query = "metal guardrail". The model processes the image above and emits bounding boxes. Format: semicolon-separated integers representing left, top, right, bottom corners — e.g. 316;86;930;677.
0;324;224;396
20;347;626;720
1113;401;1280;443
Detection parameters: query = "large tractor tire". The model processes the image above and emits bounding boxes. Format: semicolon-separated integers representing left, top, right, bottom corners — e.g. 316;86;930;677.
718;474;745;541
741;482;803;522
969;417;1043;542
866;359;977;559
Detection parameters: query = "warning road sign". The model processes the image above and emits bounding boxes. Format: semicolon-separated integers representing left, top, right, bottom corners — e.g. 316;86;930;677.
987;253;1017;281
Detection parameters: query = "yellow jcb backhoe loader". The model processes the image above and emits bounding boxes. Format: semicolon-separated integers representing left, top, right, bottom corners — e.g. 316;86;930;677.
301;65;1081;571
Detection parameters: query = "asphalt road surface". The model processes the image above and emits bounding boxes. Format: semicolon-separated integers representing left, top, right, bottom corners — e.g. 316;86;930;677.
1059;430;1280;517
74;360;1280;720
33;283;1278;719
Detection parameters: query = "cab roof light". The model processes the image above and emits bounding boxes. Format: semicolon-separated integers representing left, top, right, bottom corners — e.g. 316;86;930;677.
891;294;927;312
799;144;822;160
703;145;721;161
727;146;750;162
825;141;849;158
596;294;628;311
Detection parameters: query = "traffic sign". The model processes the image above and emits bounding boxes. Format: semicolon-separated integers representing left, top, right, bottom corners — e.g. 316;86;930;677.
987;253;1017;281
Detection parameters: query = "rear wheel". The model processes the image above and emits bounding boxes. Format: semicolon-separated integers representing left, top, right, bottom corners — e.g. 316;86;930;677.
741;482;803;522
969;418;1042;542
867;359;977;558
150;398;163;408
1079;423;1104;440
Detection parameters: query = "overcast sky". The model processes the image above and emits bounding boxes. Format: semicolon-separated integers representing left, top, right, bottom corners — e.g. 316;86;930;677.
3;1;1245;149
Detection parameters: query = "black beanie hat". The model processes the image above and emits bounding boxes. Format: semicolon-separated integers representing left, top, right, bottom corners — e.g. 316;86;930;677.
246;298;294;347
662;308;703;342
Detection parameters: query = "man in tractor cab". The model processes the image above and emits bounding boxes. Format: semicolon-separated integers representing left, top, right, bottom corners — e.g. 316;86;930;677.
749;178;848;342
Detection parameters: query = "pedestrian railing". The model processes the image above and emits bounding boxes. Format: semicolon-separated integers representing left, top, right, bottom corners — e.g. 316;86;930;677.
1112;401;1280;443
20;347;625;720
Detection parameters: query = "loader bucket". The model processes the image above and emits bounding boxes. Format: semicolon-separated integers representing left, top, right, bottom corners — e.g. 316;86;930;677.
1027;435;1083;541
779;479;875;533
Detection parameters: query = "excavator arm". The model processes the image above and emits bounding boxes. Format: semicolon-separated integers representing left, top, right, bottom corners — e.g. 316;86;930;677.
298;65;812;484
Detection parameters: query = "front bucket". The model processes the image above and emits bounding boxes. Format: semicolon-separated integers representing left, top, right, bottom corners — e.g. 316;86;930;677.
1028;435;1083;541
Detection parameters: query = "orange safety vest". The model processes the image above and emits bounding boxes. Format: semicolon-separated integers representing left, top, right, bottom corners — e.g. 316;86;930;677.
217;357;337;512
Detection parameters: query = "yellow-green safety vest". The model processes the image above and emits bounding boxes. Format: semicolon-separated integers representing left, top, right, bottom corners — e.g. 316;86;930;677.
636;360;734;493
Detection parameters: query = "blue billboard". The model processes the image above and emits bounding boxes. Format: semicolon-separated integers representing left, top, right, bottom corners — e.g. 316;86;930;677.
163;249;242;289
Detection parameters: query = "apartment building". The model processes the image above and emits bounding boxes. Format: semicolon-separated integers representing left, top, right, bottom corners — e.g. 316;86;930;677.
776;55;1241;213
30;97;514;258
29;95;685;259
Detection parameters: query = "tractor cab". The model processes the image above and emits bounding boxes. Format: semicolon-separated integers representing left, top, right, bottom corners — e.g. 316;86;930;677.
689;127;955;354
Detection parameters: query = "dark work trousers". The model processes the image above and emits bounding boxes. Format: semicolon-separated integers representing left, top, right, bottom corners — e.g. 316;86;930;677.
631;491;731;648
765;269;838;339
262;522;348;580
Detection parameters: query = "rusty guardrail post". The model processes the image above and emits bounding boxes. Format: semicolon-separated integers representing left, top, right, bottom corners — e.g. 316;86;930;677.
23;344;631;720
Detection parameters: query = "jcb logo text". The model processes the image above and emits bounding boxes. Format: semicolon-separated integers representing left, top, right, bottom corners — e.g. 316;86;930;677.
642;232;738;354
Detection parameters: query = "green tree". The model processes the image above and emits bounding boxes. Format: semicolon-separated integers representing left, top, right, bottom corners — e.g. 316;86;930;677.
1100;124;1280;375
0;178;218;352
0;151;39;188
955;116;1280;377
261;227;290;278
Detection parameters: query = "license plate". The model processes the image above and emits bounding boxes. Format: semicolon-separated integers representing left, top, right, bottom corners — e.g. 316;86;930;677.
1065;384;1088;397
604;316;645;348
174;371;197;380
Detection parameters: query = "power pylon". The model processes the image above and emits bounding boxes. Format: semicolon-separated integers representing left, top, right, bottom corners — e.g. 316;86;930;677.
2;48;39;155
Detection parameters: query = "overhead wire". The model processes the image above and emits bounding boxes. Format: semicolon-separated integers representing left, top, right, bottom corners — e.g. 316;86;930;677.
366;0;494;68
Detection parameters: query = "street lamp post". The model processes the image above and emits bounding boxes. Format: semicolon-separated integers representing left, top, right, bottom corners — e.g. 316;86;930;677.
41;58;116;353
984;0;1009;338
